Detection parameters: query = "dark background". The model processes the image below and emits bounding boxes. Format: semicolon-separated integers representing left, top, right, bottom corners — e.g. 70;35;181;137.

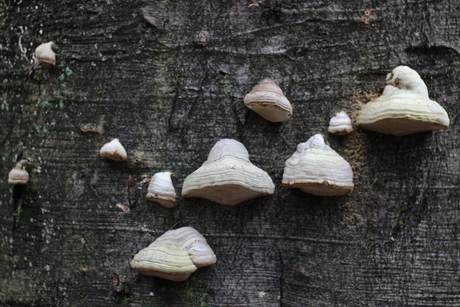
1;0;459;306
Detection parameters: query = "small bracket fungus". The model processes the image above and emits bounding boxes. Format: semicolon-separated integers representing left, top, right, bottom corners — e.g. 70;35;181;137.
146;172;177;208
356;66;450;136
182;139;275;206
8;160;29;185
282;134;354;196
35;42;56;68
100;139;127;162
131;227;216;282
194;30;210;47
328;111;353;135
244;79;293;122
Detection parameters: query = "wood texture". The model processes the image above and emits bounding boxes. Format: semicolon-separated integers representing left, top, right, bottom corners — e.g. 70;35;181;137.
1;0;459;306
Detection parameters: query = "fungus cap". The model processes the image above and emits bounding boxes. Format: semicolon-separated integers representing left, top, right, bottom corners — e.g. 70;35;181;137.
244;79;293;122
8;160;29;185
357;66;449;136
100;139;127;162
282;134;354;196
146;172;177;208
35;42;56;68
131;227;216;281
182;139;275;205
328;111;353;135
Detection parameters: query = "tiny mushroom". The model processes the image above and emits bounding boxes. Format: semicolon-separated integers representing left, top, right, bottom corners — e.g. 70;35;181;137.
8;160;29;185
328;111;353;135
244;79;293;122
131;227;217;282
35;42;56;68
356;66;450;136
146;172;177;208
194;30;210;47
282;134;354;196
100;139;127;162
182;139;275;206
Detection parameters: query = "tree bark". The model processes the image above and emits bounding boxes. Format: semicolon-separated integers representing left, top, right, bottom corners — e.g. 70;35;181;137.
1;0;459;306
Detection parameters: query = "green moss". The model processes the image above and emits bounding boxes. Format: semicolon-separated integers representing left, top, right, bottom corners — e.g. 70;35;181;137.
121;296;134;306
220;78;230;96
16;199;23;220
216;73;234;98
157;278;212;307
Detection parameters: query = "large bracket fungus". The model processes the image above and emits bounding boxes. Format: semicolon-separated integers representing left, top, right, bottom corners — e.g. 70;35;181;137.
131;227;217;282
182;139;275;205
356;66;450;136
282;134;354;196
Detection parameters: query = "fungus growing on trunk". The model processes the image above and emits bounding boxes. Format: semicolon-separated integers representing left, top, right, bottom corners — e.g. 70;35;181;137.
356;66;449;136
328;111;353;135
8;160;29;185
182;139;275;205
100;139;127;162
35;42;56;68
244;79;293;122
146;172;177;208
282;134;354;196
131;227;216;282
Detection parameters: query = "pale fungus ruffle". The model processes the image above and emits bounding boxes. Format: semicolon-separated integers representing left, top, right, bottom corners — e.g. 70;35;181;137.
282;134;354;196
8;160;29;185
35;42;56;68
328;111;353;135
356;66;449;136
146;172;177;208
100;139;127;162
182;139;275;205
131;227;216;282
244;79;293;122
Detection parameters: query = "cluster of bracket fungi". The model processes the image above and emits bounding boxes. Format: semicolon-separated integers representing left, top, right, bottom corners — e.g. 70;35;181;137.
7;41;450;282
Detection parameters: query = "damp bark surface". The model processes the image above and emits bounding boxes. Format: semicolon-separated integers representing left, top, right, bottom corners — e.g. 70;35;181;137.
1;0;459;306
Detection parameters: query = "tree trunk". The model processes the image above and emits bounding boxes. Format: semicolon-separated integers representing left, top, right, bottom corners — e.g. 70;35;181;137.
1;0;459;306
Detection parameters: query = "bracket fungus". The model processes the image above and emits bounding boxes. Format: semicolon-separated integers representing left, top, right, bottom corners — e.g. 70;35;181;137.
356;66;450;136
194;30;210;47
328;111;353;135
282;134;354;196
131;227;216;282
244;79;293;122
182;139;275;206
35;42;56;68
8;160;29;185
100;139;127;162
146;172;177;208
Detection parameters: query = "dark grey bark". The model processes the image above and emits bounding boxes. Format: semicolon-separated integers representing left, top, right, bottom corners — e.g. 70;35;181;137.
1;0;459;306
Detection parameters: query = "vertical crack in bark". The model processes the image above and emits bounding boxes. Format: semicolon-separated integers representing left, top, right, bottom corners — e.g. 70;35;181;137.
180;68;213;141
272;242;284;306
11;152;25;233
126;175;143;210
